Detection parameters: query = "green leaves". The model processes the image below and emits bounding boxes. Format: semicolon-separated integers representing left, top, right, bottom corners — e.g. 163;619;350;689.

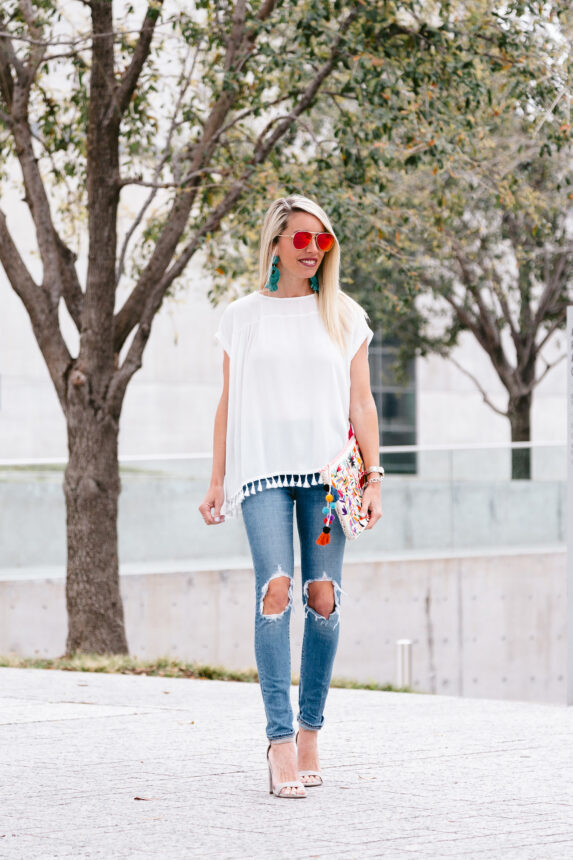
1;0;569;322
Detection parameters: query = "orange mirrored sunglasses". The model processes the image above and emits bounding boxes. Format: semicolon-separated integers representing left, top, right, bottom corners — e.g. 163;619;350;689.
278;231;335;252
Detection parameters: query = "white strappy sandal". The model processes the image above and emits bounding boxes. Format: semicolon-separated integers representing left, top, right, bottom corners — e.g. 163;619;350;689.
298;769;323;787
267;744;307;798
296;731;324;787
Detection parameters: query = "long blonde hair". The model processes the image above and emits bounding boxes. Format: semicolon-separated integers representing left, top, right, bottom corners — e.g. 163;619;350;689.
258;195;369;354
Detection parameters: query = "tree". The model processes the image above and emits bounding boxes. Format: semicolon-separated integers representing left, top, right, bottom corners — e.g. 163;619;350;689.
324;2;573;479
390;147;572;480
1;0;376;653
0;0;549;654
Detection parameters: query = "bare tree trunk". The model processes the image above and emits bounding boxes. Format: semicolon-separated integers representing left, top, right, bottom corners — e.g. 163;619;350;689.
63;401;127;654
508;392;532;480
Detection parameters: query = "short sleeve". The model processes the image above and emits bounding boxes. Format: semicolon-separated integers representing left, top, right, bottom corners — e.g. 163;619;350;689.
214;303;233;357
349;311;374;359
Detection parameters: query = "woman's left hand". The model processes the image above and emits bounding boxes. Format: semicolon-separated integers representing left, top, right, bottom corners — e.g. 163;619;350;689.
360;484;383;530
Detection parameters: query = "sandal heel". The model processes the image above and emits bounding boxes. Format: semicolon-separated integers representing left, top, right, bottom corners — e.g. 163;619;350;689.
266;743;306;798
267;747;273;794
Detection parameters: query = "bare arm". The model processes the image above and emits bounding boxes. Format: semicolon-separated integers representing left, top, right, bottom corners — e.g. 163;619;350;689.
349;339;383;529
210;351;229;487
199;351;229;524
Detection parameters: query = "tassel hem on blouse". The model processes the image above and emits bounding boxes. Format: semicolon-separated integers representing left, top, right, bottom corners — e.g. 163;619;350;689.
225;471;323;518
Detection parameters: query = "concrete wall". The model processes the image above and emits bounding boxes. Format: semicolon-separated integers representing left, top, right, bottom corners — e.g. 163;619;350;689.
0;549;566;706
0;464;565;568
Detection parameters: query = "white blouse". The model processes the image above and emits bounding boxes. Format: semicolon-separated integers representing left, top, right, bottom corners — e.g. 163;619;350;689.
214;290;374;520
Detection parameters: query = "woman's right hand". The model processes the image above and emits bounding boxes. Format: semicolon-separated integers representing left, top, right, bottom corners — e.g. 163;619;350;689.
198;485;226;525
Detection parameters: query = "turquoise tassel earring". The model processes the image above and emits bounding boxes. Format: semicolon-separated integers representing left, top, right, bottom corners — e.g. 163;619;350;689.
310;273;319;292
265;255;280;292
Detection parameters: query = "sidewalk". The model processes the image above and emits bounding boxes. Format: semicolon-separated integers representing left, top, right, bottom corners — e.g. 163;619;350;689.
1;667;572;859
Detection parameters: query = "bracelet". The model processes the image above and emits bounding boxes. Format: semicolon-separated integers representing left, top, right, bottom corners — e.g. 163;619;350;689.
366;476;382;485
367;466;385;477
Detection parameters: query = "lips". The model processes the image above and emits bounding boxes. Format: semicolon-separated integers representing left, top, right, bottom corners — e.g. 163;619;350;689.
298;258;318;267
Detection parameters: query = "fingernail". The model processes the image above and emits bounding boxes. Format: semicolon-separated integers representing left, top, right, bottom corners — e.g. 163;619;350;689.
215;516;220;521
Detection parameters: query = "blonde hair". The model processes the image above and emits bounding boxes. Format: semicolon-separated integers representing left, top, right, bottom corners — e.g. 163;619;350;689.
258;195;369;354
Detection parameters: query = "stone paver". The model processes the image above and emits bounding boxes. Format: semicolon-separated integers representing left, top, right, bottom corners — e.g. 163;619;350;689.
1;667;573;859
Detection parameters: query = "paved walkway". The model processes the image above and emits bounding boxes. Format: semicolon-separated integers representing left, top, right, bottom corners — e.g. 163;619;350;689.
1;667;573;859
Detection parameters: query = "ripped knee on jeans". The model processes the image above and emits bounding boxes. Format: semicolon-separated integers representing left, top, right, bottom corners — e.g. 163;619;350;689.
304;573;341;620
260;566;292;618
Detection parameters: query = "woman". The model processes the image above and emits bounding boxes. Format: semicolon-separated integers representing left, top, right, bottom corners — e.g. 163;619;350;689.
199;195;382;798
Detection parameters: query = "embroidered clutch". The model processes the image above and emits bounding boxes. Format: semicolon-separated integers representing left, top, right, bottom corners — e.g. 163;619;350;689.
316;423;369;544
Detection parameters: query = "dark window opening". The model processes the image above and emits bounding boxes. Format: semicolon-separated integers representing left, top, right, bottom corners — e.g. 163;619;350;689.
369;330;417;474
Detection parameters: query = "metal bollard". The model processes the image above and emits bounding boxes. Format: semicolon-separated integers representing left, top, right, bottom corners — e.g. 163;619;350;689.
396;639;413;689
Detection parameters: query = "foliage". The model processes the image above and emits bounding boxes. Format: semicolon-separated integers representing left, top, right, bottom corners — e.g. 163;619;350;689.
201;3;572;298
2;2;560;302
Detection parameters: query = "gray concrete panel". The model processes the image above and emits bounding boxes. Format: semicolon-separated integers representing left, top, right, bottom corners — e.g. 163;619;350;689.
0;550;566;705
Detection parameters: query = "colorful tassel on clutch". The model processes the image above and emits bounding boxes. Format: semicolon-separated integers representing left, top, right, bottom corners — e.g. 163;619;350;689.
316;487;335;545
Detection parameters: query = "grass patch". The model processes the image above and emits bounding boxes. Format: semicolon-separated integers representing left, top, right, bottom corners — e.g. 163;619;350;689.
0;654;258;683
0;653;415;693
0;465;65;472
331;677;414;693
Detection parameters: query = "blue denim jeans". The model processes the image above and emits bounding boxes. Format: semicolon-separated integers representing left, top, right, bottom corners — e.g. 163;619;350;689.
241;472;346;742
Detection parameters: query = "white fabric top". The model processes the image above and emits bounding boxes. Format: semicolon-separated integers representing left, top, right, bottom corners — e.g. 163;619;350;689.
214;290;374;519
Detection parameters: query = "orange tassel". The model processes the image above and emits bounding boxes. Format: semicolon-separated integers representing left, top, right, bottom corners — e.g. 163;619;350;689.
316;532;331;546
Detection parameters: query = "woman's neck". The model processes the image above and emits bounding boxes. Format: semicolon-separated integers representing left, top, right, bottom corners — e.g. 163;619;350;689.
265;268;312;298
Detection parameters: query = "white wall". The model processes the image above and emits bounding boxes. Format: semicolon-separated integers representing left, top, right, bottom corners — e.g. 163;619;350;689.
417;330;566;446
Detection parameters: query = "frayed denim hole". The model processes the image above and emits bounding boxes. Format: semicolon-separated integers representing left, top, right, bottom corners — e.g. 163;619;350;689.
303;573;342;627
259;565;293;620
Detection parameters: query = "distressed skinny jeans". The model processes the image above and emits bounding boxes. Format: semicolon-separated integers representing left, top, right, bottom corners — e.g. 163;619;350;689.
241;472;346;742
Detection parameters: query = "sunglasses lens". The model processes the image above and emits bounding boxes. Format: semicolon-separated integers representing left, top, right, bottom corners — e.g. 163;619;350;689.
292;231;312;249
316;233;335;252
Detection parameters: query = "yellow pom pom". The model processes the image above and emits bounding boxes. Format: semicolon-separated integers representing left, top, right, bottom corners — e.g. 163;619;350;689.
325;493;334;502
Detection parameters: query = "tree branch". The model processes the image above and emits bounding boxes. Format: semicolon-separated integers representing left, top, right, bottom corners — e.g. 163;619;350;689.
0;208;72;408
451;246;515;389
118;170;230;189
0;29;18;110
10;92;62;306
0;106;12;127
113;1;165;120
533;351;566;388
486;257;521;353
0;18;181;49
532;248;571;331
535;306;567;354
446;352;508;418
16;0;50;81
116;38;200;286
256;0;277;20
53;232;84;330
224;0;247;73
0;17;24;90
